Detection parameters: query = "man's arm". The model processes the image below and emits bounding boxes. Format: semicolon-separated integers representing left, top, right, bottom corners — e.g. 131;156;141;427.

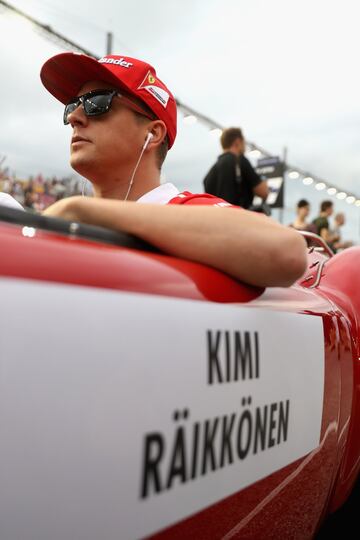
43;196;307;288
241;155;269;200
253;181;269;200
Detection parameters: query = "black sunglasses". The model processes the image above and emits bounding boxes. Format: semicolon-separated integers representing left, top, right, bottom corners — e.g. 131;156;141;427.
63;89;155;125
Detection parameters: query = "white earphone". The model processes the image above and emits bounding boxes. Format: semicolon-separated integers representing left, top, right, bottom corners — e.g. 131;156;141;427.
124;132;154;201
142;132;154;150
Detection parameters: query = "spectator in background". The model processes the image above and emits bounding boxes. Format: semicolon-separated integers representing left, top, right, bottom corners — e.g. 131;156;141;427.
312;200;335;243
0;172;82;212
203;127;268;209
331;212;353;252
290;199;312;231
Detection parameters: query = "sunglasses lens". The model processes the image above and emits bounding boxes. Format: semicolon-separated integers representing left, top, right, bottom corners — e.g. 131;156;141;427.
63;101;79;125
83;93;113;115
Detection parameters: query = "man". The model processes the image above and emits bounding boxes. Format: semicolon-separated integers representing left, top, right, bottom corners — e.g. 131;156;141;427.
290;199;312;231
330;212;353;252
203;127;268;209
41;52;306;287
312;200;335;243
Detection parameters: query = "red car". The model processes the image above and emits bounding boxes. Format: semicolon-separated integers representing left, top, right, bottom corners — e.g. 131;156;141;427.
0;206;359;539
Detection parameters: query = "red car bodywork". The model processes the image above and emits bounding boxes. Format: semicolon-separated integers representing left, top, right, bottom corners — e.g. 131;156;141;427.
0;214;359;540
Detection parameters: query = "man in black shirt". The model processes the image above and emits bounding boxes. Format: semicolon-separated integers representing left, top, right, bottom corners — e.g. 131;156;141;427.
203;127;268;208
312;200;334;242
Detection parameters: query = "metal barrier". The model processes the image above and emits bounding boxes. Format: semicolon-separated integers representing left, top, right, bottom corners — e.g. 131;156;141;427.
298;230;334;258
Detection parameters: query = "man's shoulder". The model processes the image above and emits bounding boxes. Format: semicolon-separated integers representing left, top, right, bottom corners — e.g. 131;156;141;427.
218;152;236;165
313;216;328;226
168;191;234;207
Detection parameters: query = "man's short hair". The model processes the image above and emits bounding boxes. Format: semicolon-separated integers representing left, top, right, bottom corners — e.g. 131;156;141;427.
133;108;168;170
220;127;244;150
156;140;169;170
320;200;333;212
297;199;310;209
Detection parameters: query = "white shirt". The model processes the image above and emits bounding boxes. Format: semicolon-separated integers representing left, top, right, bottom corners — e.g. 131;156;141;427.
137;183;180;205
0;192;24;211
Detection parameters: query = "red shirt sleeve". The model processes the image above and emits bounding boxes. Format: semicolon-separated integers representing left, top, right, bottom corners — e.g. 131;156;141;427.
167;191;238;207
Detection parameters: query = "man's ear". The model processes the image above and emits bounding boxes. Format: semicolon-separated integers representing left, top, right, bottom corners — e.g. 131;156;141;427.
146;120;167;148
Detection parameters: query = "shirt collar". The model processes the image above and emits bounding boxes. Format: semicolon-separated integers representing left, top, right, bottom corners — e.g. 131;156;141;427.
137;182;180;205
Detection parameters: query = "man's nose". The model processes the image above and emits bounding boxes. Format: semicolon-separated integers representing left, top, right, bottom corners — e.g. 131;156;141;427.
68;103;88;127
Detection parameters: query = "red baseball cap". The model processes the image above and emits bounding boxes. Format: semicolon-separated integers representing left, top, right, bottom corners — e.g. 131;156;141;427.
40;52;177;148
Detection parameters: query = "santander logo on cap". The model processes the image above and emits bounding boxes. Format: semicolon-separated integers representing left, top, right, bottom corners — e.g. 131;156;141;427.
98;57;133;68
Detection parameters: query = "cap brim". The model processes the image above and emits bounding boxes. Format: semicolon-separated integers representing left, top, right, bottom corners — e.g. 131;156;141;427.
40;52;132;104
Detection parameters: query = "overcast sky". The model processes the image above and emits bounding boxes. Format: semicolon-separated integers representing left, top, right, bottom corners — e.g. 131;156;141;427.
0;0;359;236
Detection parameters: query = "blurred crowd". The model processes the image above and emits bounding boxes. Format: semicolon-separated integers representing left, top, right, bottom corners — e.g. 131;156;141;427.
290;198;353;253
0;167;82;212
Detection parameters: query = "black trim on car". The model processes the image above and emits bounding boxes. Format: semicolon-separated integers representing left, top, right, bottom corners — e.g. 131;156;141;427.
0;205;158;252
